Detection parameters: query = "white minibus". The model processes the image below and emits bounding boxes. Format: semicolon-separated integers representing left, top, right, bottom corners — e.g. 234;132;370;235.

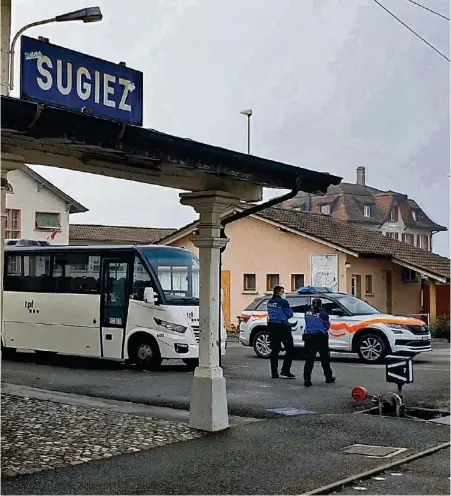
2;244;226;369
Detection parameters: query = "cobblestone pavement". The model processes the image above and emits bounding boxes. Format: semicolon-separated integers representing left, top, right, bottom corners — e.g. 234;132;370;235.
1;393;204;477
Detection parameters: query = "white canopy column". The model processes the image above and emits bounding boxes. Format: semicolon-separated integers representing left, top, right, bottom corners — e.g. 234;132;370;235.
180;190;240;432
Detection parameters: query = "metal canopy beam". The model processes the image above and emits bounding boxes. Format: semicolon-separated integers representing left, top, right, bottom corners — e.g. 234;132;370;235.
1;96;342;200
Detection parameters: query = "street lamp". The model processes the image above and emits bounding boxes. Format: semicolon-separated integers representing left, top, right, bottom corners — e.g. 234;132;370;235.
240;109;253;154
9;7;103;91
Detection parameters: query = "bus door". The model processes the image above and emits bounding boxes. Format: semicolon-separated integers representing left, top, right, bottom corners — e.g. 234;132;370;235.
100;258;130;359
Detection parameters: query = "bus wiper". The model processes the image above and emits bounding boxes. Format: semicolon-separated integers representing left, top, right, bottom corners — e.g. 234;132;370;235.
166;296;199;305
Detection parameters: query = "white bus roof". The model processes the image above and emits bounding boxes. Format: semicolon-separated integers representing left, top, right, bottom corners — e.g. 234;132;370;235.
4;244;186;253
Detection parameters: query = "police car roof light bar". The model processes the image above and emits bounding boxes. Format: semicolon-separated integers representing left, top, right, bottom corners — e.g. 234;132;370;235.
297;286;332;294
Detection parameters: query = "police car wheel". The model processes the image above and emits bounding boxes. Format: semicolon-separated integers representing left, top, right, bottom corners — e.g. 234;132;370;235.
357;333;387;364
253;330;272;358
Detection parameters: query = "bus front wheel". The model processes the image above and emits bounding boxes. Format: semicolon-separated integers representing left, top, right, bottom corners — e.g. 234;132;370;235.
132;338;162;370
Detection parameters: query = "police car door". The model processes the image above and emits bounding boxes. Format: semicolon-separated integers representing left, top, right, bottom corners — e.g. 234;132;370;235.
287;296;310;348
317;297;350;351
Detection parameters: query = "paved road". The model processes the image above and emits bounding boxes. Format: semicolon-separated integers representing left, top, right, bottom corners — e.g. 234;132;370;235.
2;411;449;495
333;447;450;495
2;340;449;417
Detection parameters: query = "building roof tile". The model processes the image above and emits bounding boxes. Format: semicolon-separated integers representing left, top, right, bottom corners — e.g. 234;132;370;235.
284;177;447;232
70;224;175;244
158;205;450;281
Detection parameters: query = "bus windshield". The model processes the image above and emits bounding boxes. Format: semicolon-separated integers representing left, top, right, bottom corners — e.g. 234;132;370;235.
140;247;199;305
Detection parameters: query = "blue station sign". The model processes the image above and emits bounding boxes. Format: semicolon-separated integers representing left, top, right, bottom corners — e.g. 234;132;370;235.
20;36;143;126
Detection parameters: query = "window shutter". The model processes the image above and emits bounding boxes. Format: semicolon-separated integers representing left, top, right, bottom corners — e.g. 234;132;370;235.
35;213;61;229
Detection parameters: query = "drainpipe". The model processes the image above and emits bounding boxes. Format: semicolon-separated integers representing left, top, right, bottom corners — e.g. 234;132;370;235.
217;178;302;366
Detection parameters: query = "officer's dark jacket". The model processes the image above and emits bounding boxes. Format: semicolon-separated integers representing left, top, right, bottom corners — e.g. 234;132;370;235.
304;307;330;334
267;296;293;324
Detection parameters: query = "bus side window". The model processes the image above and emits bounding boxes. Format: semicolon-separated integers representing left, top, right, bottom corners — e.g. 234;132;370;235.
5;255;23;291
23;255;52;292
132;257;153;301
55;254;101;294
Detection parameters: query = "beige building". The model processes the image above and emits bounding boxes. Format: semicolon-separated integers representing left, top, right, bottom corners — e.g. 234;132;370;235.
158;206;450;328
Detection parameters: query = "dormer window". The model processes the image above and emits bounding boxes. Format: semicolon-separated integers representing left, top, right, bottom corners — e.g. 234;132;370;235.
363;205;371;218
412;210;417;221
388;206;399;222
320;204;331;215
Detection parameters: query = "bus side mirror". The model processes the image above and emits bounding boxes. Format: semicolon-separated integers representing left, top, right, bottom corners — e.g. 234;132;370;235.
144;287;157;305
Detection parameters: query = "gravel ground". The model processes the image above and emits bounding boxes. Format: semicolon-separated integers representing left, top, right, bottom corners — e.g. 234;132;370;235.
1;393;204;478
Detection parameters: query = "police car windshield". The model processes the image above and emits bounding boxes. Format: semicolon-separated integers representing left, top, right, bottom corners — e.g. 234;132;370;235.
334;295;380;316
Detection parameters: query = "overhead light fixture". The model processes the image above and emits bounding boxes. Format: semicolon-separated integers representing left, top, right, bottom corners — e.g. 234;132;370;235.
55;7;103;23
9;6;103;91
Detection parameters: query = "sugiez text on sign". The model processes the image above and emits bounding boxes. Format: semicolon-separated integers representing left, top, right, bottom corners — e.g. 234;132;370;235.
20;36;143;126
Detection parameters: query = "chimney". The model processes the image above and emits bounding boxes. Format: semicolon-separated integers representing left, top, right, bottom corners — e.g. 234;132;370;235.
356;166;366;185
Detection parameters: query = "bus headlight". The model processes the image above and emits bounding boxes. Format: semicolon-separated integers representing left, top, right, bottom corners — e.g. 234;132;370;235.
154;318;187;334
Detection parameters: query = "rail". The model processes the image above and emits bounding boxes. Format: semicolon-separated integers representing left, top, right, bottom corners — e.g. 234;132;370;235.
396;313;430;326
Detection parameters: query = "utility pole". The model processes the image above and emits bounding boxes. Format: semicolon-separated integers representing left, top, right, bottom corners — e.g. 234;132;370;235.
240;109;252;154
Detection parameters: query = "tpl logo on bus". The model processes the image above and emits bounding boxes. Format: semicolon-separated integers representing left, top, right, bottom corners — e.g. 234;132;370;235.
24;300;40;314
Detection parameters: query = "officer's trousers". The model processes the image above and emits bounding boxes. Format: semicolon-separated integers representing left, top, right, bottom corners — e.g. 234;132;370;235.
303;332;333;380
268;323;294;376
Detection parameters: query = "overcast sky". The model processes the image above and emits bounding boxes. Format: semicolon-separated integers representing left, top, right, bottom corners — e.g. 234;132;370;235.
12;0;450;255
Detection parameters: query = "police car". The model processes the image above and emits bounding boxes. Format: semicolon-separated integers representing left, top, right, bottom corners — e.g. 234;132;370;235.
238;287;431;364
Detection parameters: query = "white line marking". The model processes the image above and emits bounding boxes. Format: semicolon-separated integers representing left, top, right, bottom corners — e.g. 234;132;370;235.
387;361;406;369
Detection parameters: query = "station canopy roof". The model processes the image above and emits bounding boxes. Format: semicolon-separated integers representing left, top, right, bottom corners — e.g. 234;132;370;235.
1;96;341;200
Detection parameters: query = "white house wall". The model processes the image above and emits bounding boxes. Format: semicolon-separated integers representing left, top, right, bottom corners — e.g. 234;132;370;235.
6;168;70;244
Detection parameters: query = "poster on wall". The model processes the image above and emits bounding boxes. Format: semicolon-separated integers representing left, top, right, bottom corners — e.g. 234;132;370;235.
311;255;338;292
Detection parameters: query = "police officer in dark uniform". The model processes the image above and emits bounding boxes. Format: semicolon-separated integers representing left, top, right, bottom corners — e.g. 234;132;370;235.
303;298;336;387
267;285;295;379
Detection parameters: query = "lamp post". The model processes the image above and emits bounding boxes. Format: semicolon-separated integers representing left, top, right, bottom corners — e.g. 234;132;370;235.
9;7;103;92
240;109;252;154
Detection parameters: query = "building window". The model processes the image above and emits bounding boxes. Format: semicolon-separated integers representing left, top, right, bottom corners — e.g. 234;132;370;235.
351;275;362;298
386;232;399;240
363;205;371;218
291;274;305;291
35;212;61;230
388;206;398;222
402;233;415;245
365;275;373;294
320;204;331;215
5;209;21;239
419;235;429;250
243;274;256;292
411;210;417;221
266;274;280;292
